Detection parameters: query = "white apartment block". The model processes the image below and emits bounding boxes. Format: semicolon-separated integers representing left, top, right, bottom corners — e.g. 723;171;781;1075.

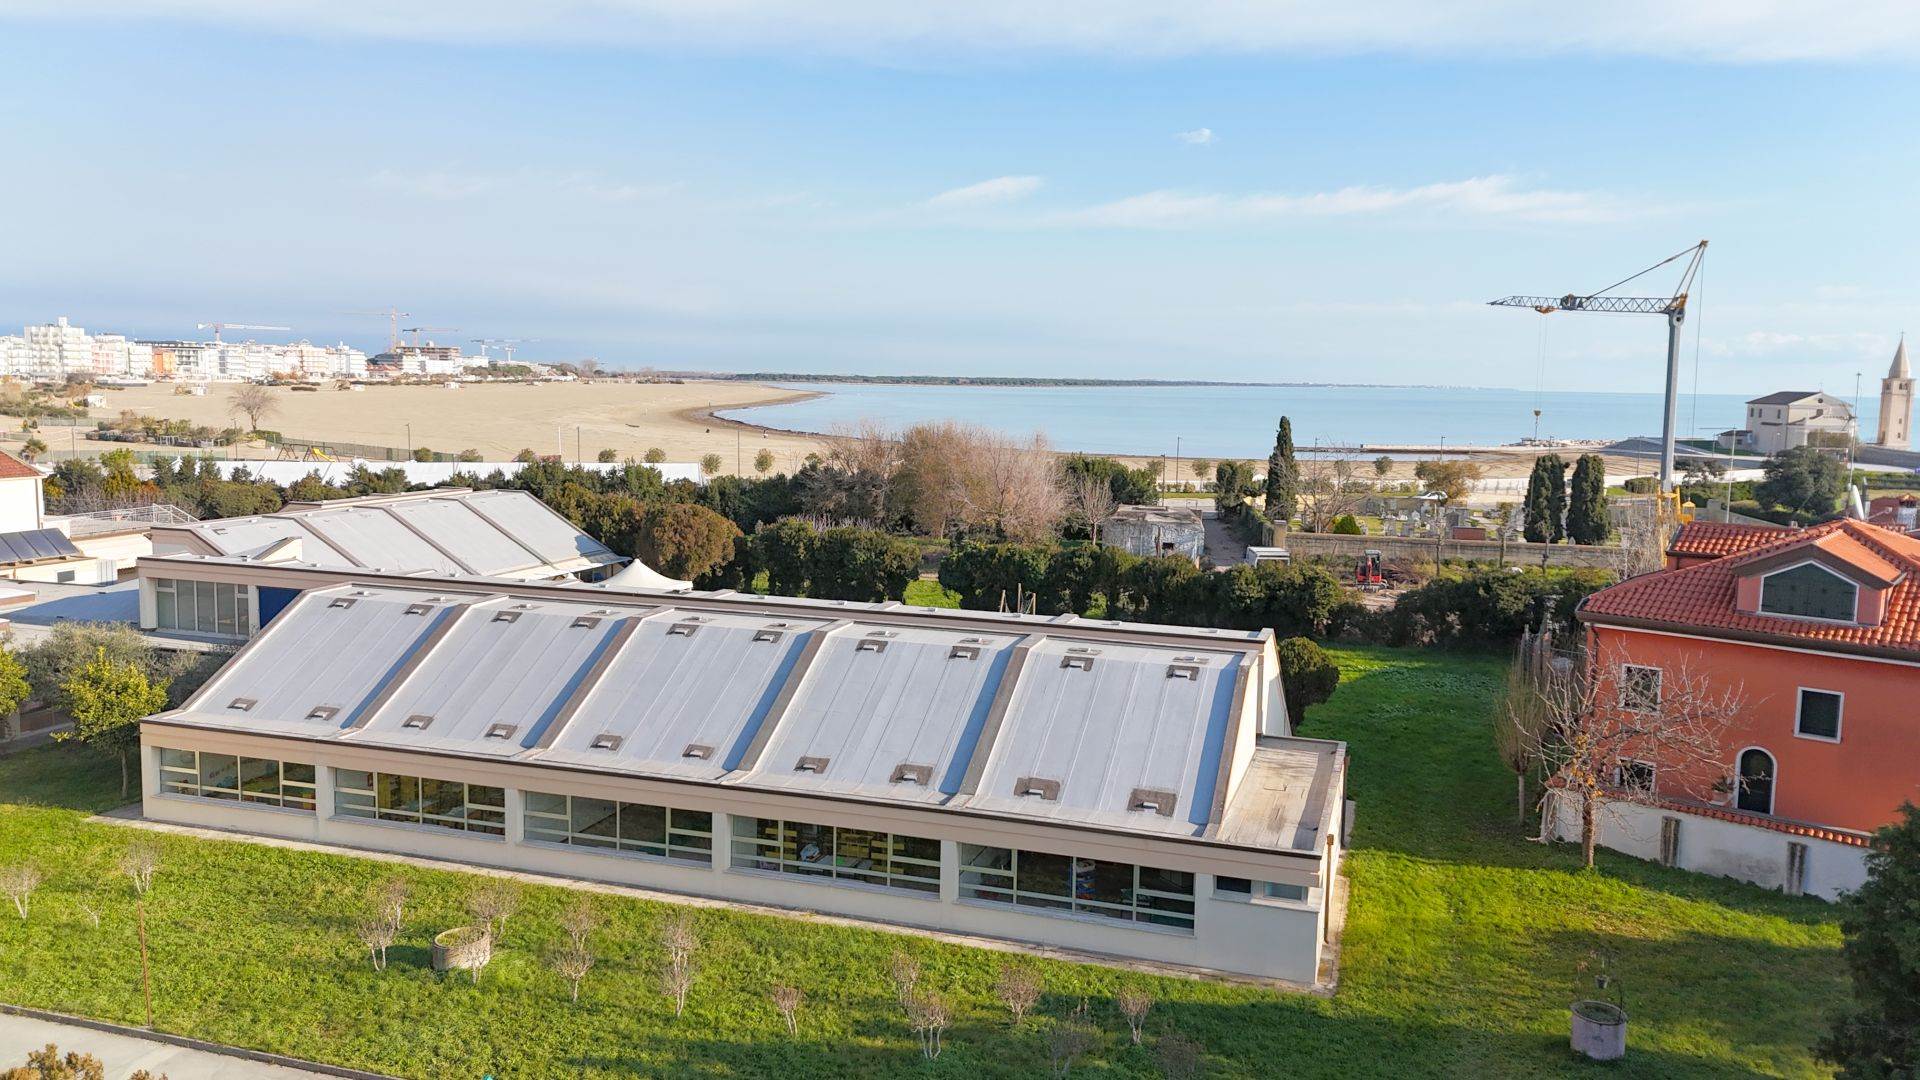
0;319;370;382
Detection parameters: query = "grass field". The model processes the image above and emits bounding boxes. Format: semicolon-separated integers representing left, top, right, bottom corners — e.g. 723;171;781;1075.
0;647;1844;1078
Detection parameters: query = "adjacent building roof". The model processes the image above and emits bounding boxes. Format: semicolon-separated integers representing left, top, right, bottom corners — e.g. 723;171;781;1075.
0;451;42;481
164;578;1338;857
1667;520;1789;561
0;528;80;567
1747;391;1828;406
1583;518;1920;657
150;489;619;579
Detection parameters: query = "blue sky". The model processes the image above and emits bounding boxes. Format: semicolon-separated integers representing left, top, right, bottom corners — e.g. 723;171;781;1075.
2;3;1917;395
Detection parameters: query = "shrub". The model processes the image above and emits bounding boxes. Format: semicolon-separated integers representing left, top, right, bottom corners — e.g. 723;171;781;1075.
1276;637;1340;729
1330;514;1363;535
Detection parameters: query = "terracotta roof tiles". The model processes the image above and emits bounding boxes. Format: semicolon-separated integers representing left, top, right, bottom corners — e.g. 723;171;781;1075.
0;451;41;481
1667;520;1788;560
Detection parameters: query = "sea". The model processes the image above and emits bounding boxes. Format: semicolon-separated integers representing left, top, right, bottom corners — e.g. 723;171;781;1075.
720;383;1871;460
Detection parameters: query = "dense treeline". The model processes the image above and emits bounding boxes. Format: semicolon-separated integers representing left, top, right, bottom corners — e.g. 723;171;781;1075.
1365;566;1613;646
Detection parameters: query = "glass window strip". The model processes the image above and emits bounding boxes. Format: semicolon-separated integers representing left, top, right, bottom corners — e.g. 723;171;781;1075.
959;845;1195;930
523;790;715;864
155;747;313;812
734;817;944;895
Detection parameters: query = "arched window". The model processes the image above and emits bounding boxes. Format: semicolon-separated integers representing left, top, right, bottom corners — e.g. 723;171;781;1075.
1736;748;1776;815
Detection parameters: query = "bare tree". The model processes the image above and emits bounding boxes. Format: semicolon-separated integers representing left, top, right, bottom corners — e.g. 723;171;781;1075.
1296;456;1368;532
954;430;1066;542
550;942;595;1003
119;841;160;897
227;384;278;432
445;928;493;983
355;915;398;972
1611;497;1673;579
1115;986;1153;1045
0;865;41;919
993;963;1043;1025
1156;1030;1204;1080
891;420;972;537
466;881;522;941
1521;639;1750;867
905;989;951;1060
770;983;803;1036
1066;471;1117;543
659;912;699;1018
1497;629;1555;827
1047;1000;1098;1077
558;896;602;951
887;949;922;1012
77;901;100;929
371;876;409;931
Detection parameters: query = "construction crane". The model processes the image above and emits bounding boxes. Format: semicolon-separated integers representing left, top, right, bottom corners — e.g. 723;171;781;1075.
1489;240;1708;491
343;308;411;350
474;338;536;363
400;326;459;347
196;321;290;344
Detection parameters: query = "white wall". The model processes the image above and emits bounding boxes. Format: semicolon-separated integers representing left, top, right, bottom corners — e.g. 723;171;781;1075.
1546;791;1868;901
0;476;42;532
140;743;1326;985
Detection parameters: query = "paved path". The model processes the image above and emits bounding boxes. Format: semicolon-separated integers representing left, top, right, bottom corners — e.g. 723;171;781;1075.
0;1012;339;1079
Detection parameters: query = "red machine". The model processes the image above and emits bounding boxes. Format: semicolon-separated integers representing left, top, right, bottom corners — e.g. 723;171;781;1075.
1355;549;1385;590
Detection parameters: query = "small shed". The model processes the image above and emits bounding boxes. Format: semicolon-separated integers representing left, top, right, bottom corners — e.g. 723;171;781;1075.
1102;504;1205;559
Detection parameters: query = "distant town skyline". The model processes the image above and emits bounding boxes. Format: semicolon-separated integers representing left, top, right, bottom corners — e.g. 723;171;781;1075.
2;4;1916;394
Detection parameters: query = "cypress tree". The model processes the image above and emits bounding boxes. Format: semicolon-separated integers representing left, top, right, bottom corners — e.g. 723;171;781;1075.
1543;454;1569;543
1566;454;1611;545
1265;418;1298;524
1522;456;1554;543
1817;803;1920;1074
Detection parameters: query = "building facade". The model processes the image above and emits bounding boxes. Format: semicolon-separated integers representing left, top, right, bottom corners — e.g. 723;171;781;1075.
1744;391;1855;455
1560;518;1920;898
136;570;1347;985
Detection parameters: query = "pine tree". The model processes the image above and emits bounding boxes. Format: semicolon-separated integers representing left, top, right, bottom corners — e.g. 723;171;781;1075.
1264;418;1298;524
1565;454;1611;545
1817;802;1920;1075
1522;456;1556;543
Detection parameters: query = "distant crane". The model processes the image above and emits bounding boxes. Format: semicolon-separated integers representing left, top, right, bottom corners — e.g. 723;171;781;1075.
343;308;411;350
1489;240;1708;491
196;321;290;344
401;326;459;347
474;338;537;363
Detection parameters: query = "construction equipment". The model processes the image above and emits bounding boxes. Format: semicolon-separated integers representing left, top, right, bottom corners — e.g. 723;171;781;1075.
344;308;411;350
196;322;289;344
1489;241;1707;492
401;326;459;347
1355;550;1386;591
476;338;537;364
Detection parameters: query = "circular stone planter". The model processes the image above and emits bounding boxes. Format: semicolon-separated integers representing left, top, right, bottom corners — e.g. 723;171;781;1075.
1570;1000;1628;1061
431;927;488;974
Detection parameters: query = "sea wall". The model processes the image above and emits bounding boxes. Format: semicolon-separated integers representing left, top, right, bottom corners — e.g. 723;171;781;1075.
1273;530;1623;569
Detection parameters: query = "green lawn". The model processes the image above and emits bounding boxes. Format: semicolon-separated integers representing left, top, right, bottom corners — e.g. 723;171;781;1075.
0;647;1843;1078
902;578;961;608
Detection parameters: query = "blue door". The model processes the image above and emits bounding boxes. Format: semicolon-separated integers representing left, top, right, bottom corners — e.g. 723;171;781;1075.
256;586;303;628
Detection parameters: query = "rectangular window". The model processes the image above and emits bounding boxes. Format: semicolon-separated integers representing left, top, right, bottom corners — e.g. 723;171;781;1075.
335;768;503;836
155;746;313;812
1796;688;1843;741
958;844;1195;931
733;817;941;894
151;578;252;638
1619;665;1662;713
1213;876;1309;903
522;790;713;864
1614;759;1656;795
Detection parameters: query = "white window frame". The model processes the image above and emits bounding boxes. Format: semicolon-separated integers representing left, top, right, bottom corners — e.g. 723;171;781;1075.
730;817;942;896
1613;758;1657;796
522;790;714;866
957;844;1196;933
1793;687;1844;743
152;577;253;638
1618;664;1663;714
332;768;505;836
157;746;315;811
1212;876;1313;908
1757;561;1860;625
1733;746;1777;816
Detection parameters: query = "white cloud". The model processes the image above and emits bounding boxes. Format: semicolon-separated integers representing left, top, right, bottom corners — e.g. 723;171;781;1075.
927;175;1044;207
1175;128;1215;146
10;2;1920;61
1052;175;1642;228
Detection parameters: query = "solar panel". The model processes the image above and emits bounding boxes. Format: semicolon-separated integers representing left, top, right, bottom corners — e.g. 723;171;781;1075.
0;528;81;566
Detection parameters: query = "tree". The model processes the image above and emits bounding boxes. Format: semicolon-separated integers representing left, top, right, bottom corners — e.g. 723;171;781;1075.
753;448;775;474
659;912;699;1018
699;452;724;478
596;448;617;463
993;964;1042;1025
1065;471;1116;542
643;447;667;464
631;503;741;581
1047;1000;1098;1076
1212;460;1257;514
1116;986;1153;1045
1413;459;1484;504
1566;454;1611;545
1264;418;1298;523
0;647;28;740
1373;455;1394;479
1498;630;1555;826
808;527;919;602
0;865;41;919
466;881;522;941
751;519;816;595
1680;457;1726;489
1522;454;1565;543
951;430;1064;542
888;949;921;1011
770;984;803;1035
905;989;951;1060
1297;457;1366;533
558;897;602;951
1522;641;1747;867
514;448;539;463
355;914;398;972
1157;1032;1204;1080
1817;802;1920;1076
1189;458;1212;483
55;648;169;797
119;841;160;897
1330;514;1363;535
1276;637;1339;729
228;384;278;431
550;942;595;1003
1757;445;1847;516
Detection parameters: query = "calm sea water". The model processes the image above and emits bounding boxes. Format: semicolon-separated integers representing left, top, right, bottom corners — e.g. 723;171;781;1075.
722;383;1864;460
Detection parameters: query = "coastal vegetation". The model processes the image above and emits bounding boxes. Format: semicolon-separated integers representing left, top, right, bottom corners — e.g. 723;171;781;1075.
0;645;1845;1077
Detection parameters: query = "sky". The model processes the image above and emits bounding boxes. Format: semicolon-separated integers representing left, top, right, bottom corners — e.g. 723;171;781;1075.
2;2;1918;396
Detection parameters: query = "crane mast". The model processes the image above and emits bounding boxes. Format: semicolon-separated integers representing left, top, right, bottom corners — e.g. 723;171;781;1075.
1489;240;1707;491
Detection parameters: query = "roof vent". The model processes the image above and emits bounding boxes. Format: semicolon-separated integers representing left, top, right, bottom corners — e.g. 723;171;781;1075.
571;615;602;630
403;603;434;616
890;763;933;786
1014;776;1061;801
666;621;701;637
491;610;522;624
1167;662;1203;680
1060;654;1095;672
752;628;785;643
855;638;889;654
327;597;357;610
227;697;256;712
401;714;434;730
589;732;623;751
948;644;981;661
682;743;714;760
794;755;830;774
1128;788;1178;817
484;723;517;740
304;705;339;722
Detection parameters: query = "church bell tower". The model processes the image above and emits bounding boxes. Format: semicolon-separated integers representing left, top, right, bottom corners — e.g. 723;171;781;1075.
1878;336;1913;450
